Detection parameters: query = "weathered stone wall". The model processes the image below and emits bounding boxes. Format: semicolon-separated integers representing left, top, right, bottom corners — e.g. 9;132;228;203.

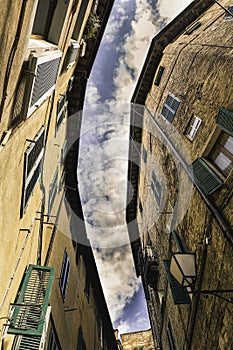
121;329;155;350
135;1;233;349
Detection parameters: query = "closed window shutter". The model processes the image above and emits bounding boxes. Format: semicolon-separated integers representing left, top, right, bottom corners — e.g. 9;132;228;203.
163;260;190;304
8;265;55;336
192;157;223;195
171;230;184;253
12;335;41;350
216;107;233;136
167;321;177;350
25;51;62;118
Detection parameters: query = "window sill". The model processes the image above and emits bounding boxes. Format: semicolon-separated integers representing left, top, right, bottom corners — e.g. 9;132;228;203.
26;36;58;59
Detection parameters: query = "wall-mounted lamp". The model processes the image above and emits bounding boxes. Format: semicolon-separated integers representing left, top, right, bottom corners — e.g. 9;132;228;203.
169;252;233;304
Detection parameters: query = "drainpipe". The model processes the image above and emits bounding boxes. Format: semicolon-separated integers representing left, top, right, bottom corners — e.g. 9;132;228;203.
146;108;233;246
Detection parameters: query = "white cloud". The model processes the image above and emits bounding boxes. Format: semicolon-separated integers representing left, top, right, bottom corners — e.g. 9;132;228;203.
113;0;162;102
81;0;194;332
158;0;193;19
93;246;141;323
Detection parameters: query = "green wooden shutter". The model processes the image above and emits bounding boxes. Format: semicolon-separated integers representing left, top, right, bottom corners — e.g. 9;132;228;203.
216;107;233;136
192;157;223;195
12;335;42;350
171;230;184;253
8;265;55;336
163;260;190;304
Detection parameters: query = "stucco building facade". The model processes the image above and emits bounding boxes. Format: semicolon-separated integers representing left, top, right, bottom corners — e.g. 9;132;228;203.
127;1;233;349
0;1;117;349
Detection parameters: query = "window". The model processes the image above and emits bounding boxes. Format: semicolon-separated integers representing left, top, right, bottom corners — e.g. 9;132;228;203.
84;270;90;303
139;198;143;213
47;326;61;350
151;170;162;204
32;0;70;45
185;114;202;140
58;169;65;192
185;21;201;35
208;131;233;177
224;5;233;19
161;93;180;123
192;107;232;194
59;249;70;300
72;1;91;43
63;40;80;70
154;66;165;86
21;127;45;216
8;265;55;336
56;94;67;131
77;326;87;350
142;144;147;163
167;321;177;350
60;139;67;165
48;167;58;214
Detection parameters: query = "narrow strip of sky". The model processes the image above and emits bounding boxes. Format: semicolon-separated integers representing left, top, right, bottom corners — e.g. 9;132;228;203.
79;0;193;334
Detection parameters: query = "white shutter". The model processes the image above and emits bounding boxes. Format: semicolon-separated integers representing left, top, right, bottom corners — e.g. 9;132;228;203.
24;51;62;118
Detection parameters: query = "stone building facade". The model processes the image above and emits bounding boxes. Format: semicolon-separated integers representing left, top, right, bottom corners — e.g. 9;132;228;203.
0;1;117;349
120;329;155;350
127;1;233;349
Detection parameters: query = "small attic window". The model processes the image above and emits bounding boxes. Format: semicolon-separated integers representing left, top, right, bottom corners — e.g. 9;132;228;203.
184;22;201;35
224;5;233;19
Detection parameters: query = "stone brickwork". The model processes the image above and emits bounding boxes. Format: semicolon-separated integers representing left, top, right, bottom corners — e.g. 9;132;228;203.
129;1;233;350
121;329;155;350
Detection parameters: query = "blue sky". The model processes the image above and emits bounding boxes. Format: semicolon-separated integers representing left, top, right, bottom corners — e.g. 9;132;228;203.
78;0;193;334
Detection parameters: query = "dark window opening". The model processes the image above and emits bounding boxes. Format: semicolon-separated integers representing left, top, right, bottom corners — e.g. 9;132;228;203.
161;93;180;123
154;66;165;86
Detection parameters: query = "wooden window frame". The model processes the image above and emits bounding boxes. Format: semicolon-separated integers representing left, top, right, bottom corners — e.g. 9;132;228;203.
185;114;202;141
208;131;233;177
151;170;162;205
